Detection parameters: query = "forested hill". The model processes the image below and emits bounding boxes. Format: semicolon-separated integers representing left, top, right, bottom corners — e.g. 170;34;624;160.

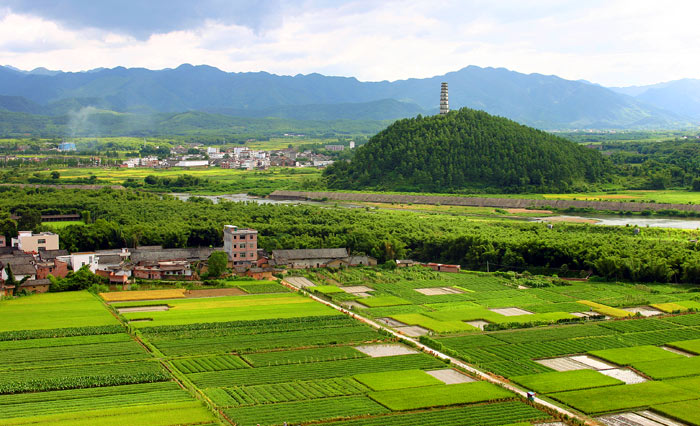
324;108;610;193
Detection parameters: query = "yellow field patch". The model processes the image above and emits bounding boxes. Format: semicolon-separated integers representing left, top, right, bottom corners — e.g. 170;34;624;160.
100;289;186;302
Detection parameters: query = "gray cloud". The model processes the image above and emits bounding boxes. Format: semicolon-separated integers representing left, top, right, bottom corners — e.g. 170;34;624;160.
1;0;289;39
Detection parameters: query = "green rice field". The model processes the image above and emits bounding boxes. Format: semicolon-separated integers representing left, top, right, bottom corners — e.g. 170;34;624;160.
5;267;700;425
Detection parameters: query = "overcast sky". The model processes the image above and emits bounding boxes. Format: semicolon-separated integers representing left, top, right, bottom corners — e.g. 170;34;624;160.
0;0;698;86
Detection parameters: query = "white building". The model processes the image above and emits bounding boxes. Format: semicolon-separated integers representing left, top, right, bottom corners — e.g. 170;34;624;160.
175;160;209;167
69;252;98;273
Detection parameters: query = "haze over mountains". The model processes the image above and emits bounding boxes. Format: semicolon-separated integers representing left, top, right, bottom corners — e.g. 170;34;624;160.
0;64;697;132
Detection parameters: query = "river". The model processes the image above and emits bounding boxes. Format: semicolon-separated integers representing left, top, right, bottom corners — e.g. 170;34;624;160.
170;193;700;230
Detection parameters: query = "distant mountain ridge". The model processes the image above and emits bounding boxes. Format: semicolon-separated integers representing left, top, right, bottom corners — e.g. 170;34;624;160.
610;79;700;120
0;64;695;130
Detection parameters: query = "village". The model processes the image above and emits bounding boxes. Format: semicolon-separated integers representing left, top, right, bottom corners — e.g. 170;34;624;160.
0;224;462;296
0;141;354;170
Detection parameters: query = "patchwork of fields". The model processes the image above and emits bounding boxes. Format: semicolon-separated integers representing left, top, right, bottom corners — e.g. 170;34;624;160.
0;292;218;425
300;267;700;425
5;267;700;425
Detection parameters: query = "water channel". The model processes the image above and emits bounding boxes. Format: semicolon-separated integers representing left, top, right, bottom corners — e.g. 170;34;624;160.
170;193;700;230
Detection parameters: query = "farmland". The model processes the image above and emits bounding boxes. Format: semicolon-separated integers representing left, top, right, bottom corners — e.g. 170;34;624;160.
5;268;700;425
0;291;218;425
295;266;700;424
99;284;553;425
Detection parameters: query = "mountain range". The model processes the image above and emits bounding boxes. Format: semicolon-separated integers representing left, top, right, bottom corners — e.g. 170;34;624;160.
0;64;698;133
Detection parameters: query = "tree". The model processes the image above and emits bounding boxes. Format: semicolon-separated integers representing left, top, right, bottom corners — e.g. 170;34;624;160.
15;208;41;231
50;171;60;180
207;251;229;278
0;213;17;240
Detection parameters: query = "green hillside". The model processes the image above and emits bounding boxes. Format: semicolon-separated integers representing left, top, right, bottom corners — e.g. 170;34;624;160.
324;108;610;192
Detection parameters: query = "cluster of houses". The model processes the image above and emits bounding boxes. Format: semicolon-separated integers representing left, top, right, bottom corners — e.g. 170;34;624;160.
0;223;462;297
121;145;345;170
0;225;379;297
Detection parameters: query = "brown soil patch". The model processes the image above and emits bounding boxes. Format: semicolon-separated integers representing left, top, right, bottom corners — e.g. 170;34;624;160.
185;288;246;298
506;208;553;214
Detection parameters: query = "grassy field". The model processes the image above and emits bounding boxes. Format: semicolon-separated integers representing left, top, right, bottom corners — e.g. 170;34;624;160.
0;292;119;331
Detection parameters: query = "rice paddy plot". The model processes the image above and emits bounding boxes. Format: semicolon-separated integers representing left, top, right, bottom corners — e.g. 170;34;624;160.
354;369;443;391
0;292;119;331
123;293;337;327
512;370;624;394
368;381;514;411
652;400;700;426
208;377;369;408
550;381;700;414
632;356;700;379
589;345;683;365
242;346;366;366
668;338;700;354
224;395;389;426
312;400;550;426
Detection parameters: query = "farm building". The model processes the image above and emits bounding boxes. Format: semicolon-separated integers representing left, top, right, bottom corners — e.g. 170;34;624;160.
0;254;36;281
134;261;192;280
19;279;51;293
270;248;376;269
11;231;59;253
223;225;258;266
423;263;461;273
131;247;218;264
35;259;69;279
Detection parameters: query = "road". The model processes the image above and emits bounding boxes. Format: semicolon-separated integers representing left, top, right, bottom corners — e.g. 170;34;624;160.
281;277;599;426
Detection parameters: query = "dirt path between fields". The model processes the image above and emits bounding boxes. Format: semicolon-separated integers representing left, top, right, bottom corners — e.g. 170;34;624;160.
279;278;599;426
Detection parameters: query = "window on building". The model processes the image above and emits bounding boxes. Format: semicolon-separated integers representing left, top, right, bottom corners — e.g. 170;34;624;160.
233;253;237;258
241;252;246;258
37;239;46;244
249;252;254;258
240;243;246;249
250;235;254;239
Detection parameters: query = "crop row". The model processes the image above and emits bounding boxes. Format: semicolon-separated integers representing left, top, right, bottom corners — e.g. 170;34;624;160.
479;335;630;360
0;381;180;406
0;384;189;419
0;341;149;366
313;400;549;426
598;318;677;333
224;395;388;426
0;325;124;342
242;346;365;367
618;327;700;346
237;283;289;294
479;359;554;377
212;377;369;407
0;361;169;394
488;324;613;344
141;314;350;335
153;327;383;356
665;313;700;326
189;354;444;387
171;355;249;374
144;318;363;343
0;333;132;351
